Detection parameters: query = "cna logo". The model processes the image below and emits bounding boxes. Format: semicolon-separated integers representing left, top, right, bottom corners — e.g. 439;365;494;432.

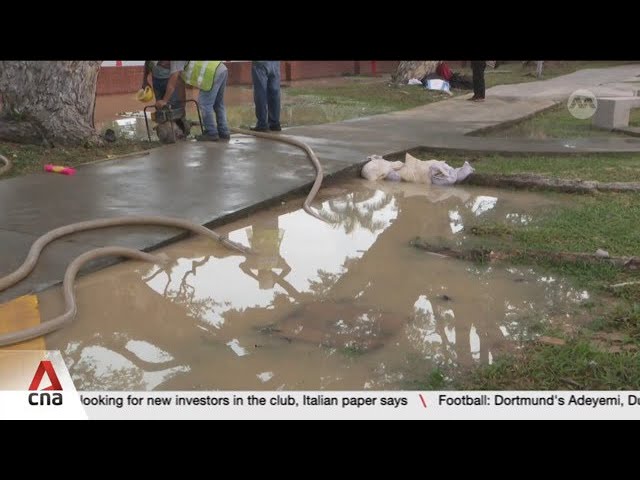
29;360;63;391
28;360;63;406
567;89;598;119
0;351;86;419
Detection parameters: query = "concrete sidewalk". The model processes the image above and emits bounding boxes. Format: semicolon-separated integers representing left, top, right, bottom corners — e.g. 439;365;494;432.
2;64;640;302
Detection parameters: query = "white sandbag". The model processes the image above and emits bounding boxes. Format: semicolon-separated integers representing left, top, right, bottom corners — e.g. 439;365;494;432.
430;160;475;186
385;170;402;182
397;152;448;184
361;155;404;181
455;161;475;183
430;162;458;186
363;153;475;186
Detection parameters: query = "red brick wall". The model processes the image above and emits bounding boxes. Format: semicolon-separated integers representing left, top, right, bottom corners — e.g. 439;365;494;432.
96;61;403;95
225;62;253;85
356;61;400;75
96;62;256;94
284;61;356;81
96;66;145;95
442;61;467;69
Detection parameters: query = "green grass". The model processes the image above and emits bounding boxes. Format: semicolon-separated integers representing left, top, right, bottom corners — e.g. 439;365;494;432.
462;187;640;292
287;81;454;114
459;299;640;391
458;335;640;390
410;148;640;183
0;139;158;178
403;369;447;390
341;345;367;357
476;103;630;139
504;193;640;256
478;101;640;140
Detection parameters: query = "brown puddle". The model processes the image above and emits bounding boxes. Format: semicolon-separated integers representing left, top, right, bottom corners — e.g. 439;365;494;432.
39;180;586;390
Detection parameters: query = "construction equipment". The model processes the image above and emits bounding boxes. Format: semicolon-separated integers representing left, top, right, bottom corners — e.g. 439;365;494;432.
143;100;203;143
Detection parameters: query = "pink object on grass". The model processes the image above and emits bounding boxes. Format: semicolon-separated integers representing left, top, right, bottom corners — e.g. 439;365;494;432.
44;164;77;176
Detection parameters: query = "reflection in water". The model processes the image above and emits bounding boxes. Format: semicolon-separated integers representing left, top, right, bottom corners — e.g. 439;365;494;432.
470;196;498;216
40;180;580;390
240;216;291;291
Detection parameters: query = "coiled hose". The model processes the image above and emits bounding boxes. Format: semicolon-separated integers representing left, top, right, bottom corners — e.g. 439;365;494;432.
0;129;325;346
0;247;165;346
230;127;324;221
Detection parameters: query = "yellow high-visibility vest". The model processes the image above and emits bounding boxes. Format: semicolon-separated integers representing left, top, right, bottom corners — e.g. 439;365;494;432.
181;61;222;91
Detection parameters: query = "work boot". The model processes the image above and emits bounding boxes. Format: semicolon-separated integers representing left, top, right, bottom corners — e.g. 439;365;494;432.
250;126;269;132
269;124;282;132
176;118;191;137
196;132;219;142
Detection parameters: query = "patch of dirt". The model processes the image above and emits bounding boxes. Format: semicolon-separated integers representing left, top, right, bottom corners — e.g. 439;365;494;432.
537;336;566;346
590;331;637;353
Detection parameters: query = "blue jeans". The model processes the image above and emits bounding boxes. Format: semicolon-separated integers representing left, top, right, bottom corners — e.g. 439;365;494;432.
252;61;281;129
198;64;229;138
152;76;181;109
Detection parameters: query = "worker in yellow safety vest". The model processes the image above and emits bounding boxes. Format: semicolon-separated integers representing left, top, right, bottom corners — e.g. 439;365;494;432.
156;61;230;142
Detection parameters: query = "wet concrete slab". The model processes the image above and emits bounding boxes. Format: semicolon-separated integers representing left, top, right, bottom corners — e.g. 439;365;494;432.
0;139;350;237
488;65;640;100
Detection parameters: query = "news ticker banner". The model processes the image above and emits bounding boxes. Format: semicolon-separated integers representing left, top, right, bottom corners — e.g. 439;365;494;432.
3;350;640;419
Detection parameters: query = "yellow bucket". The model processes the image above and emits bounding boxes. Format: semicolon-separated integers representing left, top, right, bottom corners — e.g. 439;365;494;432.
136;86;154;103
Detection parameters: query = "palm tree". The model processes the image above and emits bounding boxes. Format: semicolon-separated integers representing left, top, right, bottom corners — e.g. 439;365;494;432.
315;189;395;234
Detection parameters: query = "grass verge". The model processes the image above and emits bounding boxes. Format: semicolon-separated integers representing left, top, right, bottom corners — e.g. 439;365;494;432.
407;149;640;389
410;148;640;183
474;103;638;139
0;139;158;178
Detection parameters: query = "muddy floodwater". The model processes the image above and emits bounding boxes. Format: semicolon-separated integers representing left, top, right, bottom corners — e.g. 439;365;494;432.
39;179;587;390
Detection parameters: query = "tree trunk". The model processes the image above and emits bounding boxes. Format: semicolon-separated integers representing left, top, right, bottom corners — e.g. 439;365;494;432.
391;61;439;84
0;61;103;146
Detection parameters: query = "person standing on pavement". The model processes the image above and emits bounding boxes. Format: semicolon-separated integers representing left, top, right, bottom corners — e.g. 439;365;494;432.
469;61;486;102
156;61;230;142
251;61;282;132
